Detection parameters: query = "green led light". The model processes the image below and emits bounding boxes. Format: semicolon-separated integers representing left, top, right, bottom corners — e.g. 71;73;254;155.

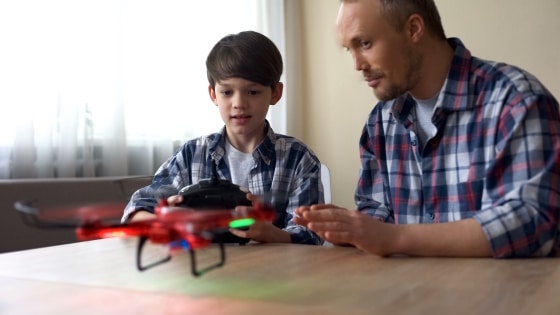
229;218;255;229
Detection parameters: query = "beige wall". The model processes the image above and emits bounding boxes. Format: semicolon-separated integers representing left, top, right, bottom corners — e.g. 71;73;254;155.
298;0;560;208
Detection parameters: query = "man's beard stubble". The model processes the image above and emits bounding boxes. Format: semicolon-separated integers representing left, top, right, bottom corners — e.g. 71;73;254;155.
374;48;422;101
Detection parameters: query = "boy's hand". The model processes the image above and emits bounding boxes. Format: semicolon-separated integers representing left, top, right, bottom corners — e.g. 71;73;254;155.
166;195;184;206
229;204;291;243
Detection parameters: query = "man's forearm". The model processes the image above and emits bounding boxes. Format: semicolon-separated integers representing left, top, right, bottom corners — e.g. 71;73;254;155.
393;218;493;257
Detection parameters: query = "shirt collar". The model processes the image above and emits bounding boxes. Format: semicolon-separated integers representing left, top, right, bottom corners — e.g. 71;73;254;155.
438;37;475;112
209;120;276;165
391;37;475;124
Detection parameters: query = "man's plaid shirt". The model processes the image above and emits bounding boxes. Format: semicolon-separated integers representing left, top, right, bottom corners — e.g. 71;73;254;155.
356;38;560;257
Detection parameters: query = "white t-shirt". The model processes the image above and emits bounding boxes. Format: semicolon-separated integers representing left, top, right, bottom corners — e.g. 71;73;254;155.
413;93;438;148
224;139;254;191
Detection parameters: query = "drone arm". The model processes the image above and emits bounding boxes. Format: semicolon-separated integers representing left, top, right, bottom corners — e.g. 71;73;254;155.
14;201;78;229
76;224;156;241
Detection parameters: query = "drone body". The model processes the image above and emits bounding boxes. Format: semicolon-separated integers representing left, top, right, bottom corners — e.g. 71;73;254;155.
76;200;275;249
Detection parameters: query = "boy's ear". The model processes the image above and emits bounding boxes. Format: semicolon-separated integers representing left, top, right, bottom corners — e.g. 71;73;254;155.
270;82;284;105
208;85;218;105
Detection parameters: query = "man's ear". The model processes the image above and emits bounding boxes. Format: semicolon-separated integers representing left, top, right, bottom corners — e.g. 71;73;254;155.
270;82;284;105
208;85;218;105
407;13;424;43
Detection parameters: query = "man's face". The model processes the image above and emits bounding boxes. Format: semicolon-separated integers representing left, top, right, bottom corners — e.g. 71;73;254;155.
336;0;421;101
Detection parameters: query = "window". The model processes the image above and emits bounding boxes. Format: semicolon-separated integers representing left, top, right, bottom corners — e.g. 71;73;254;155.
0;0;286;178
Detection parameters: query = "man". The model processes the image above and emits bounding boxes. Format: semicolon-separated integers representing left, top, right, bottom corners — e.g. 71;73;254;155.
295;0;560;257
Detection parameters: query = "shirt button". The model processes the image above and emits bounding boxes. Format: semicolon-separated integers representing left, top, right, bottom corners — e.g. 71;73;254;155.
411;140;418;146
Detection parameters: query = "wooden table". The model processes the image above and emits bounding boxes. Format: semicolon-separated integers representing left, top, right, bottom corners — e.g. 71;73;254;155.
0;238;559;315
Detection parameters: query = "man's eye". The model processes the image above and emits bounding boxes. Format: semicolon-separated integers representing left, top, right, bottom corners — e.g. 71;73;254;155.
361;41;371;48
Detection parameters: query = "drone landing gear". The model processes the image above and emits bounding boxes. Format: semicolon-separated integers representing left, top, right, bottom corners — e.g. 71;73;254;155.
135;236;226;277
136;237;172;271
189;242;225;277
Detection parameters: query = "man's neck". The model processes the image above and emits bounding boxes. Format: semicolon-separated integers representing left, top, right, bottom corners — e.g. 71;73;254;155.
410;38;454;100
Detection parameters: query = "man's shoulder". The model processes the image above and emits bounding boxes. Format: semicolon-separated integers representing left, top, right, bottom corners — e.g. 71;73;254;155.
471;57;550;96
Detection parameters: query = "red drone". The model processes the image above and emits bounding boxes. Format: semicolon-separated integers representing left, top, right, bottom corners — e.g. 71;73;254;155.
15;199;276;276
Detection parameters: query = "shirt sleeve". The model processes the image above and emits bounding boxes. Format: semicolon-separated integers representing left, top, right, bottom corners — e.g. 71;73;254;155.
121;151;187;222
282;149;324;245
472;92;560;257
355;110;395;223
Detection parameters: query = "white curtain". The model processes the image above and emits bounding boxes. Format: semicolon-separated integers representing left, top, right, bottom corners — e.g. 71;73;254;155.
0;0;287;179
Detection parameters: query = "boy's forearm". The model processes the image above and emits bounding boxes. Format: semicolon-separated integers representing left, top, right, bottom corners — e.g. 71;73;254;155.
127;209;156;222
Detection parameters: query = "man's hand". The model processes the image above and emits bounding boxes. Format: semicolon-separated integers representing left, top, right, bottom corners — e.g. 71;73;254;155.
295;204;492;257
295;204;398;256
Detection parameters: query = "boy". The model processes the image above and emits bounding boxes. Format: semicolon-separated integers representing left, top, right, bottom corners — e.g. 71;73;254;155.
123;31;324;245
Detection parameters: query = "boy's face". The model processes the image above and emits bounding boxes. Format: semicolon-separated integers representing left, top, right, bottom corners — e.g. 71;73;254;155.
208;77;283;149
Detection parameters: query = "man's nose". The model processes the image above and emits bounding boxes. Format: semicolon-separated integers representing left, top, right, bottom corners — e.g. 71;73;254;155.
353;53;366;71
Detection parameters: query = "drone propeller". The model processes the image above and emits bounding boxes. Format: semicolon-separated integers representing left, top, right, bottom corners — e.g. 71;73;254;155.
14;200;127;228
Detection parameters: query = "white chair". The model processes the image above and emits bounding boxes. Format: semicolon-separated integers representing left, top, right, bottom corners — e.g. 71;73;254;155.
321;164;332;204
320;163;335;247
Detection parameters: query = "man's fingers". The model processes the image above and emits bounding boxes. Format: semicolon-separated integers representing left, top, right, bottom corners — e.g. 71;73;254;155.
319;230;353;245
302;207;346;221
293;215;308;226
309;203;341;210
308;220;348;232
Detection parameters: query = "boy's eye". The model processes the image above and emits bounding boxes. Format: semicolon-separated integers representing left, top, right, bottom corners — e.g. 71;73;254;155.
360;40;371;49
218;89;261;96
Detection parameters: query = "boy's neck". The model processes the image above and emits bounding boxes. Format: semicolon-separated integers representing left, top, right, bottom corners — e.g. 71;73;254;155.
226;128;266;154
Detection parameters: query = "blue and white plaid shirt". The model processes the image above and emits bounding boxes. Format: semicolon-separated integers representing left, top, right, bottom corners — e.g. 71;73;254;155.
123;121;324;245
357;38;560;257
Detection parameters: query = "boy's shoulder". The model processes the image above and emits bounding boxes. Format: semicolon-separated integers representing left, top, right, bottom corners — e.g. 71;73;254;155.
267;132;318;156
270;132;306;146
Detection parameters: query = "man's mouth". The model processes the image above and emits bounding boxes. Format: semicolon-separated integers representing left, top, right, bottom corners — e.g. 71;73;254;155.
364;72;383;88
366;77;382;88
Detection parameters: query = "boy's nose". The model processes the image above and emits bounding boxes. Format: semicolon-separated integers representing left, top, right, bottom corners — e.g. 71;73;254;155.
232;95;247;109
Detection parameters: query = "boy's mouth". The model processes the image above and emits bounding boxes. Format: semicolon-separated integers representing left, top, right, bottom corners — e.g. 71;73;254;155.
232;114;251;119
231;114;251;124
